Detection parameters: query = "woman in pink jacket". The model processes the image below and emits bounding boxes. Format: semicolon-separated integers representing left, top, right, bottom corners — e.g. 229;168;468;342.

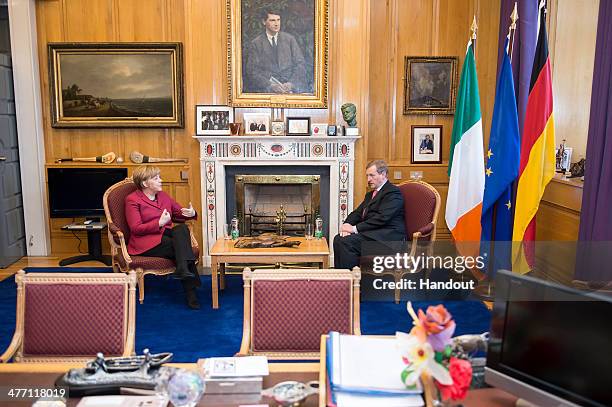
125;166;200;309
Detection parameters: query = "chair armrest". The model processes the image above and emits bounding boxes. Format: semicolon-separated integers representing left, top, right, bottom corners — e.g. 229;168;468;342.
0;332;22;363
412;222;435;240
186;221;199;249
108;222;132;267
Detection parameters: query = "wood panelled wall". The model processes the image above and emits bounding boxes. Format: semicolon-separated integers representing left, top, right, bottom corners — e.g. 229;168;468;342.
368;0;501;239
36;0;371;254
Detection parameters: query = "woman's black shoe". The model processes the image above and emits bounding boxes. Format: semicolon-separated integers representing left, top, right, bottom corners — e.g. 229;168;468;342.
185;288;200;309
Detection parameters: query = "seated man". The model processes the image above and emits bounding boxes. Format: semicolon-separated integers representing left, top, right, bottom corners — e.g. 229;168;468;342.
333;160;407;269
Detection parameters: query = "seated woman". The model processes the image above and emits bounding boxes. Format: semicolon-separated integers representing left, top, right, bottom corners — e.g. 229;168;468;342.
125;165;200;309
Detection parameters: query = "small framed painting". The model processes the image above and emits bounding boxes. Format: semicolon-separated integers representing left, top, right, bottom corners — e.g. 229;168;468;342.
243;112;271;135
286;117;311;136
311;123;328;136
196;105;233;135
411;125;442;164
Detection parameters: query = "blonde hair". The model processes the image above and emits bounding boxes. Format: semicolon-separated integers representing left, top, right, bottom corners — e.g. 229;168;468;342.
132;165;161;190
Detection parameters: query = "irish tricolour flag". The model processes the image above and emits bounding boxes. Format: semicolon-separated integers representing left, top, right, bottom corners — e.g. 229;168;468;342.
445;40;485;246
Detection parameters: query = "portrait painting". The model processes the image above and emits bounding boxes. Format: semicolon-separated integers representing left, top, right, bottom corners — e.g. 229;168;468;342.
196;105;234;136
412;125;442;164
48;43;183;128
227;0;328;108
403;56;458;115
243;112;271;135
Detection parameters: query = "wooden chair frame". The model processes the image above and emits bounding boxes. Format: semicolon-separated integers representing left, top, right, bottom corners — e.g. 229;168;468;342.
0;270;136;363
238;267;361;360
103;178;199;303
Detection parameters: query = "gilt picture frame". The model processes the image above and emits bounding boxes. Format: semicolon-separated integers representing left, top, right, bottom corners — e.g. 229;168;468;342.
226;0;329;108
48;42;184;128
403;56;458;115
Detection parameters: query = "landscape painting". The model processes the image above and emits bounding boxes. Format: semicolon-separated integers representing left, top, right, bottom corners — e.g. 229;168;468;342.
48;43;184;128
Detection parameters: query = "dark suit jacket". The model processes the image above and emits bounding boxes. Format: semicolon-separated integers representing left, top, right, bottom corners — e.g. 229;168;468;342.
244;31;307;93
345;181;406;242
125;190;197;255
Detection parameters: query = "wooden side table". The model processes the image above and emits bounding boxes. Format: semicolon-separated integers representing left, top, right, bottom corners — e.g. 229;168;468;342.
209;237;330;309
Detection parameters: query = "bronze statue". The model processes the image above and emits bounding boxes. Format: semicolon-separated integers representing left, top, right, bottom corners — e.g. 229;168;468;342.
341;103;357;127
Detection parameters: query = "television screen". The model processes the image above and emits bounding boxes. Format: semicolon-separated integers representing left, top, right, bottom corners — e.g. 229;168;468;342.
48;167;128;218
486;270;612;407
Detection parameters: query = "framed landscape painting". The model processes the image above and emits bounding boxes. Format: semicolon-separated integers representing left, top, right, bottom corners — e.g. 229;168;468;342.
403;56;458;115
48;43;184;128
226;0;328;108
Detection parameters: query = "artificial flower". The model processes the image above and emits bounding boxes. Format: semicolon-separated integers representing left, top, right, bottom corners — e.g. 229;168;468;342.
435;357;473;401
407;302;456;351
396;332;452;387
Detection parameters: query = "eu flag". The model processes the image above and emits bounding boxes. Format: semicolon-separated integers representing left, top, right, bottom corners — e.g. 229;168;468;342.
481;38;520;272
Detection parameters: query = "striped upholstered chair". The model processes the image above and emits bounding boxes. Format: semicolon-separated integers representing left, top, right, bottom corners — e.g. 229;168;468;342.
237;267;361;360
103;178;199;303
0;270;136;363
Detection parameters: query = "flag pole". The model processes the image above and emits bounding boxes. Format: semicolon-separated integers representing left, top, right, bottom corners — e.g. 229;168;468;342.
508;2;519;64
470;15;478;59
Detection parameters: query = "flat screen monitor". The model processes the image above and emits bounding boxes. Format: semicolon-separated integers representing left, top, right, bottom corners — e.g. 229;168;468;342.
486;270;612;407
48;167;128;218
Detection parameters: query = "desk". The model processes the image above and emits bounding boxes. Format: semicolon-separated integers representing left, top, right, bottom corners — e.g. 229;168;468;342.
0;362;319;407
209;237;330;309
0;361;517;406
59;222;112;266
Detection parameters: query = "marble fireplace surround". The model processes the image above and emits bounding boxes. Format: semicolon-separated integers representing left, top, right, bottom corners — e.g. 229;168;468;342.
195;135;360;266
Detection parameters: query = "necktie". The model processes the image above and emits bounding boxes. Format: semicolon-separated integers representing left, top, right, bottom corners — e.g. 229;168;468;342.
362;190;378;218
272;36;278;64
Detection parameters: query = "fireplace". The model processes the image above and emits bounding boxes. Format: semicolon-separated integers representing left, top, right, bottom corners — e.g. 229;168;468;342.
195;135;360;266
236;175;321;236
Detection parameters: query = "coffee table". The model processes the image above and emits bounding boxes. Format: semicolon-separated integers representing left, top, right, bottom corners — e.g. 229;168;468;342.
209;237;330;308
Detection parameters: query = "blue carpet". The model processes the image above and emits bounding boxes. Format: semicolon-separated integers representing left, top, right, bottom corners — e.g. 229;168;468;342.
0;268;491;362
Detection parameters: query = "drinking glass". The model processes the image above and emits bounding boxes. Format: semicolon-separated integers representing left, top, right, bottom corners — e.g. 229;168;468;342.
305;224;313;240
223;224;231;240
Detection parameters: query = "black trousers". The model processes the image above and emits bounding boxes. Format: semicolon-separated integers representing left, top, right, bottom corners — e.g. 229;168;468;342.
140;224;200;288
333;233;372;269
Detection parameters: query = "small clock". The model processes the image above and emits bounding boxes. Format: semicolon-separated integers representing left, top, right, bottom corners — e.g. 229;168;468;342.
271;120;285;136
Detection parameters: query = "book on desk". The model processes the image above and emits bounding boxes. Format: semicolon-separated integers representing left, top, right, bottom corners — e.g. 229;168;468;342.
326;332;424;407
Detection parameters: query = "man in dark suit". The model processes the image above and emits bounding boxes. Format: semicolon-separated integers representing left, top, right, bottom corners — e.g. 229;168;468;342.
333;160;406;269
244;10;307;93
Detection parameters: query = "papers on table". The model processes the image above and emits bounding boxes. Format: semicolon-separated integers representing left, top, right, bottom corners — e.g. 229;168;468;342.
76;396;168;407
203;356;269;378
327;332;424;407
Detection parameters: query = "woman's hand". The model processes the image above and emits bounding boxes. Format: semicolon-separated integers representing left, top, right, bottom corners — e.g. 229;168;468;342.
181;202;196;218
159;209;171;228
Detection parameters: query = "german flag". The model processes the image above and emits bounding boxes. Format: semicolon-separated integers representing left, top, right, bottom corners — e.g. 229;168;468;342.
512;5;556;273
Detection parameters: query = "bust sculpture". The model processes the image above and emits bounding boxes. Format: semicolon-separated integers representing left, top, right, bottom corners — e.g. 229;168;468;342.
341;103;357;127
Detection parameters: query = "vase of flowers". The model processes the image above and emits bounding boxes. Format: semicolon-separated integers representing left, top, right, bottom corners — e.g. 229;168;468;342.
397;302;474;406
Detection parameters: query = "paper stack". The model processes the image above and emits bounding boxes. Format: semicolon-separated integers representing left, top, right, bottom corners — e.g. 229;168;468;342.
199;356;269;404
326;332;424;407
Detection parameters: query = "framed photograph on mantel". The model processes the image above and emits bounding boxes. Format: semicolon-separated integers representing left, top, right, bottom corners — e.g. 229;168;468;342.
48;42;184;128
403;56;458;115
226;0;329;108
196;105;233;136
411;125;442;164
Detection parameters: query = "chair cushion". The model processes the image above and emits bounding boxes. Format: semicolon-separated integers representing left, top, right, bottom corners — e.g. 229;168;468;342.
252;279;352;352
128;256;176;270
399;183;437;240
23;283;125;356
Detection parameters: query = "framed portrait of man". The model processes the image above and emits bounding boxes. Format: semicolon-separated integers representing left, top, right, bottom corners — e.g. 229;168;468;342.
227;0;328;108
411;125;442;164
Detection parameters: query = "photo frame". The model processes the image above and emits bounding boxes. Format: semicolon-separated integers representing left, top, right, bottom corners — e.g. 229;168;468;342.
286;117;311;136
48;43;184;128
226;0;329;108
403;56;458;115
196;105;234;135
311;123;328;136
243;112;271;135
555;146;573;172
411;125;442;164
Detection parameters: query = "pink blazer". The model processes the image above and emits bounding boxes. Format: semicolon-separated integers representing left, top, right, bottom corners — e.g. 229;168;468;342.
125;190;197;255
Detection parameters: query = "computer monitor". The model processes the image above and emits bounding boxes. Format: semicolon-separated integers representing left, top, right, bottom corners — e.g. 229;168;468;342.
48;167;128;218
486;270;612;407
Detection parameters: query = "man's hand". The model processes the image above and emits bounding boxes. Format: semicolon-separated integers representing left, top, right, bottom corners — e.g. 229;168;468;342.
282;82;294;92
339;223;355;237
181;202;196;217
270;83;287;93
159;209;171;228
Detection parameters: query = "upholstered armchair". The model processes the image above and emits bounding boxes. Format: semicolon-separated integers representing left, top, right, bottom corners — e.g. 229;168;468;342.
238;267;361;360
0;270;136;363
103;178;199;303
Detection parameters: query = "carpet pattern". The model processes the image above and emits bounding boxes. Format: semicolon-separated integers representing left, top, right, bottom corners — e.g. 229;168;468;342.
0;267;491;362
